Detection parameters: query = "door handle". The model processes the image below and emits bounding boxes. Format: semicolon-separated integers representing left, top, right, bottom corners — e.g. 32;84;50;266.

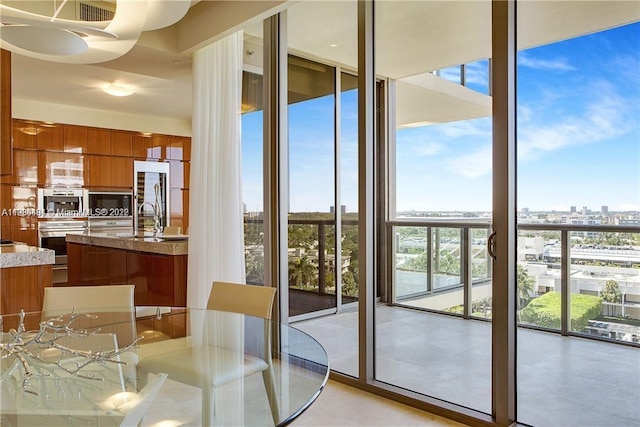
487;230;497;260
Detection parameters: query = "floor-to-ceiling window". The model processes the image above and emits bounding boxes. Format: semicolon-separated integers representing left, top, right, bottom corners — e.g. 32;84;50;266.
377;0;494;414
285;0;360;378
252;1;639;425
516;7;640;426
241;23;266;288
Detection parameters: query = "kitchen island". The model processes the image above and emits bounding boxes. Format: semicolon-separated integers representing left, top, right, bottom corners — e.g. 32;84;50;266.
0;243;54;314
66;233;187;307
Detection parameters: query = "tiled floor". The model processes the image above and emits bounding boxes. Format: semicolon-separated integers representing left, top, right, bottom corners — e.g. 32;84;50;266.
294;305;640;427
293;380;465;427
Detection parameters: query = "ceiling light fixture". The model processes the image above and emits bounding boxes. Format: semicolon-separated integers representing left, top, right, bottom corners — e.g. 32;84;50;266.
103;82;136;97
0;0;191;64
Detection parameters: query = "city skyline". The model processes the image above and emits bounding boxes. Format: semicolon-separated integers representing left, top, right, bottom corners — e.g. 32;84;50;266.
242;21;639;215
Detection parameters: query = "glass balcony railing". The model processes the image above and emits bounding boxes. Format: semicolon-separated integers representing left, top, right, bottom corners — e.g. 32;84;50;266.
245;215;639;344
243;216;360;316
388;219;640;345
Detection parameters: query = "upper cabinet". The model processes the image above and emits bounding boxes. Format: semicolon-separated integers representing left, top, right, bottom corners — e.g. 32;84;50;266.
5;119;190;192
111;131;133;157
12;120;37;149
36;124;64;151
63;125;88;153
86;127;110;155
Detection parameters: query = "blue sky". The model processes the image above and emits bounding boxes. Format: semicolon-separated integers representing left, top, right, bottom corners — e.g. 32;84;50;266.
243;21;640;214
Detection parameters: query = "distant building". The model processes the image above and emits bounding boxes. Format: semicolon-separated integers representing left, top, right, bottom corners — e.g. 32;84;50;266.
570;206;577;213
601;205;609;215
522;207;529;215
329;205;347;214
582;206;589;215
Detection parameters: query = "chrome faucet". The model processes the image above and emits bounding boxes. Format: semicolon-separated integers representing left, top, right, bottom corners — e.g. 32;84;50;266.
138;183;163;237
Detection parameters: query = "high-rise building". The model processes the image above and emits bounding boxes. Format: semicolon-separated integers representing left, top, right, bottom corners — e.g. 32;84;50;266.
601;205;609;215
570;206;577;213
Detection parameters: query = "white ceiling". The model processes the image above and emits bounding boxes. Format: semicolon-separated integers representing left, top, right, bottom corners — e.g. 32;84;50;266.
7;1;640;128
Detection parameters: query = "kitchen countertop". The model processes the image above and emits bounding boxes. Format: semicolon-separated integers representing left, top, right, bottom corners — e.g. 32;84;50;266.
0;243;55;268
66;232;188;256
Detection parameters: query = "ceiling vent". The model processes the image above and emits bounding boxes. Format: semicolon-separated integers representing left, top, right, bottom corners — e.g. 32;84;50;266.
79;2;115;22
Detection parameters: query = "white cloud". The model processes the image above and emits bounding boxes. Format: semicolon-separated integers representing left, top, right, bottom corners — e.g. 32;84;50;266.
518;81;634;159
518;54;576;71
446;144;492;178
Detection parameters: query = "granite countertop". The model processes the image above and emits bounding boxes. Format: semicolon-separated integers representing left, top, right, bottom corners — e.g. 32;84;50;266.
66;232;188;256
0;243;55;268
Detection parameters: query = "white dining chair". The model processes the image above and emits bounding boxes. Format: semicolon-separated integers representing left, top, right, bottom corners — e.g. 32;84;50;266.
42;284;135;316
137;281;280;425
40;283;161;424
163;226;181;235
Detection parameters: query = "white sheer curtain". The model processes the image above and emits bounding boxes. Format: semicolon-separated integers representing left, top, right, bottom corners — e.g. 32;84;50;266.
188;31;246;309
188;31;246;426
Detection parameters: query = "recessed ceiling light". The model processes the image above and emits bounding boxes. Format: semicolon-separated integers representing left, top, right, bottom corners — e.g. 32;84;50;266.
102;82;136;97
330;43;338;48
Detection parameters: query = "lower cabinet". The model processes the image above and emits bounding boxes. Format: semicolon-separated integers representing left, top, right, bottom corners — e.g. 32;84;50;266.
66;242;187;306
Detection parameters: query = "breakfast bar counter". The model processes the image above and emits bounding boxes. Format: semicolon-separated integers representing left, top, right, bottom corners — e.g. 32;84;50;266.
66;232;188;256
65;233;188;307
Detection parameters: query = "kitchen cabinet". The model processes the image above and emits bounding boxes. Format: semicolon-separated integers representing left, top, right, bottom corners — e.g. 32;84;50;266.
86;155;133;188
111;130;133;157
36;124;64;151
150;134;170;159
67;241;187;307
167;136;191;161
64;124;88;153
169;188;189;233
39;151;84;187
1;264;52;316
12;120;37;150
132;133;152;159
1;49;11;176
86;127;110;155
0;185;38;246
0;150;38;185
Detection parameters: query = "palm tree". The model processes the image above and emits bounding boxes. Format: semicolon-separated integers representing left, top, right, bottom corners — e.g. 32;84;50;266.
517;264;535;313
288;256;318;290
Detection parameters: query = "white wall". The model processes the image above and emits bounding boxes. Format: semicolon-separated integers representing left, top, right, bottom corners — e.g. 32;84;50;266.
13;99;191;136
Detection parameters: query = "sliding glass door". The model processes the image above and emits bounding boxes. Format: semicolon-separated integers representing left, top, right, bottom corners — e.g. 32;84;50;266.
376;0;494;414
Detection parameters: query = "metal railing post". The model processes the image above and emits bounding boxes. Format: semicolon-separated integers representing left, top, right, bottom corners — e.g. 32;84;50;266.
561;229;570;335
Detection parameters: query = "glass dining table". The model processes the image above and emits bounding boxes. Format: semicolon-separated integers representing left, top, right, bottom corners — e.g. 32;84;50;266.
0;306;329;426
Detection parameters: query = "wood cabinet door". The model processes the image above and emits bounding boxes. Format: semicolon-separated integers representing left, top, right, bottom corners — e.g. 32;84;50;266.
86;127;110;155
37;124;63;151
85;154;105;187
86;155;132;188
167;136;191;161
1;150;38;185
63;124;88;153
110;157;133;188
40;152;85;187
150;134;170;159
111;130;133;157
132;133;152;159
12;120;37;149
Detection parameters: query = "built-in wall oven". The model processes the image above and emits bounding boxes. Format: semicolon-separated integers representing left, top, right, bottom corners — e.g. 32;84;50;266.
38;219;88;284
37;188;89;284
88;191;134;235
38;188;88;218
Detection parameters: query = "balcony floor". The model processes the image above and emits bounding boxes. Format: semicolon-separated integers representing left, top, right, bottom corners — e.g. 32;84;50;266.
293;304;640;427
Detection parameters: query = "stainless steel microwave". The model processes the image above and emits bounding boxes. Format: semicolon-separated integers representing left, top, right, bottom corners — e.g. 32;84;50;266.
88;191;133;218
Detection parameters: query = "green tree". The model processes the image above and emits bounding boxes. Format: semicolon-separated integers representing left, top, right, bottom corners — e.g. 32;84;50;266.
600;279;622;316
245;252;264;284
288;256;318;290
517;264;535;312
